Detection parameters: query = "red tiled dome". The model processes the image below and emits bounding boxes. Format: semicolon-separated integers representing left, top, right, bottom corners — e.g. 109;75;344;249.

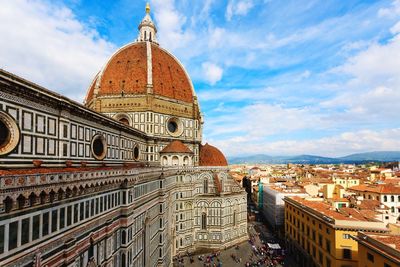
160;140;193;154
199;143;228;167
85;42;194;104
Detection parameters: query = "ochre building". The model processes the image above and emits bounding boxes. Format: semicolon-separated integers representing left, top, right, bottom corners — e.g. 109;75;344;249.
353;232;400;267
0;5;247;267
284;197;389;267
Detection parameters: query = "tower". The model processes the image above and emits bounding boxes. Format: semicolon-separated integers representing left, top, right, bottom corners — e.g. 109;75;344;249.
138;3;158;43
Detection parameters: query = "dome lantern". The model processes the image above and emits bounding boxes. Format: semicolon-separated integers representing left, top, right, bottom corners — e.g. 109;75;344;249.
138;3;157;43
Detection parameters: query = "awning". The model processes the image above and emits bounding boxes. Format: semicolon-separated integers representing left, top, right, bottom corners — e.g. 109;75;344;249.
267;243;281;249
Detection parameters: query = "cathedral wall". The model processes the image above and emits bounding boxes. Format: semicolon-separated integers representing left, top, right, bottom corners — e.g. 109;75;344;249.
0;70;149;168
168;171;248;255
0;154;245;267
102;110;201;164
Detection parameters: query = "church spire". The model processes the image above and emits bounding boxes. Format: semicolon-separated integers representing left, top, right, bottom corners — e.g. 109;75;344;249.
146;2;150;14
138;3;158;43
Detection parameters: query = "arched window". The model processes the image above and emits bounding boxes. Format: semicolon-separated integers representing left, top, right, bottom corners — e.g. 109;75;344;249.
121;253;126;267
384;196;388;202
122;230;126;244
4;196;13;212
149;32;152;41
203;179;208;193
391;207;395;213
29;193;37;207
162;156;168;166
144;31;147;40
88;239;94;259
172;156;179;166
183;156;189;166
17;195;26;209
201;213;207;230
233;210;236;226
391;196;395;202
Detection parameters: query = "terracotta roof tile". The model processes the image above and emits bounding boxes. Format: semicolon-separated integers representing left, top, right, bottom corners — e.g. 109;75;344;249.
289;196;379;222
151;44;193;103
159;140;192;154
373;235;400;250
85;42;194;103
199;143;228;167
98;43;148;97
349;184;400;194
357;199;389;210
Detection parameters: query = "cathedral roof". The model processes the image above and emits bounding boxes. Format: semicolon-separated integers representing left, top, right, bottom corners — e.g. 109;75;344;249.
199;143;228;167
85;42;194;104
84;5;195;105
160;140;193;154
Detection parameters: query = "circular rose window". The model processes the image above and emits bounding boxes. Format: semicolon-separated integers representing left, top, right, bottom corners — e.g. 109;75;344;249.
133;145;140;161
166;117;183;137
0;112;20;156
91;134;107;160
168;120;178;133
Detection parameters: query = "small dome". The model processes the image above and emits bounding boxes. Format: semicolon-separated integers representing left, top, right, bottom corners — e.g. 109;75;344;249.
160;140;193;154
199;143;228;166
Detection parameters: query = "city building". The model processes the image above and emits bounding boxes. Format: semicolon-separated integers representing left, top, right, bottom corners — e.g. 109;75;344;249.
261;184;308;230
332;175;360;189
284;196;389;267
353;232;400;267
348;184;400;221
0;5;247;267
349;197;397;224
370;167;393;181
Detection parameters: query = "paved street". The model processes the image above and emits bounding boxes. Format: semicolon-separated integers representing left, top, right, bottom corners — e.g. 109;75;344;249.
173;221;285;267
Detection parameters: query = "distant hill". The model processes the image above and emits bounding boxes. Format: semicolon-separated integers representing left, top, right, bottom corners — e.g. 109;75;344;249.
228;151;400;164
338;151;400;161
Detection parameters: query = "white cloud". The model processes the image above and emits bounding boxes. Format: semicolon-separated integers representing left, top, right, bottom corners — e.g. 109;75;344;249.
378;0;400;18
323;26;400;122
340;37;400;87
205;102;325;139
390;20;400;34
150;0;194;51
226;0;255;21
0;0;115;102
201;62;223;85
199;87;277;101
294;70;311;81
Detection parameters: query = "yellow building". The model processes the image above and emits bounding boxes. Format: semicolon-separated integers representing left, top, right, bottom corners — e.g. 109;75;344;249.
332;176;360;189
284;197;389;267
354;232;400;267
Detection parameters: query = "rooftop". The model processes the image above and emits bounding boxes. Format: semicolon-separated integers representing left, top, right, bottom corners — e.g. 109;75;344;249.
159;140;193;154
288;196;381;222
373;235;400;250
349;184;400;194
355;232;400;263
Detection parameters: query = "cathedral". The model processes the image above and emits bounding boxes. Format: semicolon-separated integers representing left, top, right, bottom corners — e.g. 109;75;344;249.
0;4;247;267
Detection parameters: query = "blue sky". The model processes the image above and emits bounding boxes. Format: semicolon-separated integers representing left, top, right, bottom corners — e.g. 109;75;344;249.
1;0;400;157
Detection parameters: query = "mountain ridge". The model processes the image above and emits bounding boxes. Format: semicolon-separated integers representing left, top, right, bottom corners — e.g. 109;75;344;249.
228;151;400;164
